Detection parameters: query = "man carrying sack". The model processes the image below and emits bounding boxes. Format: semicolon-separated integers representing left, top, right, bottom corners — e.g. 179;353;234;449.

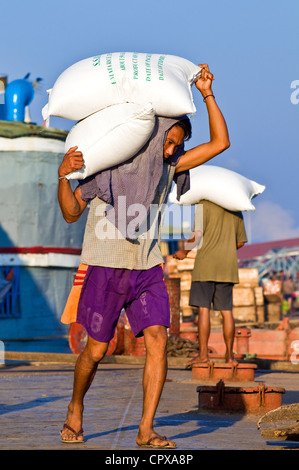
57;64;230;448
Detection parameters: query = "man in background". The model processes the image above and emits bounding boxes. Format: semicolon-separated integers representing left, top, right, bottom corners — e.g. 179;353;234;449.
174;199;247;365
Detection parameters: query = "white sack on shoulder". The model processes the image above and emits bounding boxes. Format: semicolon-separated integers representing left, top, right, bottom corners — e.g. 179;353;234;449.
168;165;265;211
42;52;201;122
65;103;155;180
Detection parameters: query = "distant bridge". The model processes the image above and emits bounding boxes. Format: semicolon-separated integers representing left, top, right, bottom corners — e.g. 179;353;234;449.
239;245;299;279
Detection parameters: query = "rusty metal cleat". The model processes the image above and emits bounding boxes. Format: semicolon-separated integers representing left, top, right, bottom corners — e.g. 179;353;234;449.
197;380;285;414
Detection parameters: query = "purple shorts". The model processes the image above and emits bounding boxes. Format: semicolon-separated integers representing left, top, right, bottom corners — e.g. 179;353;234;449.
76;264;170;343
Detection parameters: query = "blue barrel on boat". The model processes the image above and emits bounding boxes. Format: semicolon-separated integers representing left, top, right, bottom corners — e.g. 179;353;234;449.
5;79;34;122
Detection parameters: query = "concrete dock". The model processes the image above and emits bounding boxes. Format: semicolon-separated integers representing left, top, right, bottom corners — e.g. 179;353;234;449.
1;353;299;453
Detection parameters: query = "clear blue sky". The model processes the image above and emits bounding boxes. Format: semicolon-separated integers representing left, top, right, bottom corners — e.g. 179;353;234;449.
2;0;299;244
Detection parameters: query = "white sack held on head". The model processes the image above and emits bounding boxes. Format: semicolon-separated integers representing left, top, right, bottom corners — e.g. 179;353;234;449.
169;165;265;211
42;52;201;122
65;102;155;180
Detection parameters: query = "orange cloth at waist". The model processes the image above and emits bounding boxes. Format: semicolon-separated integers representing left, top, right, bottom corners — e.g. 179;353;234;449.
61;263;88;324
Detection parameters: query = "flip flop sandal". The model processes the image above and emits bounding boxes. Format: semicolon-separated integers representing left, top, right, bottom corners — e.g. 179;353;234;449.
60;423;84;443
138;436;176;449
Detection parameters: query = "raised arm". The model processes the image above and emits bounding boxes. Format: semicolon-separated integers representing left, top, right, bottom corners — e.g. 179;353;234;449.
175;64;230;173
58;146;88;223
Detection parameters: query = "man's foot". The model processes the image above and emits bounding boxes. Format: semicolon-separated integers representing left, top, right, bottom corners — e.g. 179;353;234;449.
185;354;209;369
225;352;238;365
60;406;84;443
136;433;176;449
60;423;84;443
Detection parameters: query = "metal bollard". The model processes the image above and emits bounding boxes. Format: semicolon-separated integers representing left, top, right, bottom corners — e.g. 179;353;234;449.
235;327;251;355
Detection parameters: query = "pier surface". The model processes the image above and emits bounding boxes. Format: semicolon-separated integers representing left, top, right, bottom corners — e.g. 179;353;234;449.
1;353;299;452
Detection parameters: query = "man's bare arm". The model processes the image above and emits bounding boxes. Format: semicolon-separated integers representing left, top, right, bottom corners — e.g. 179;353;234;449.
175;64;230;173
173;231;202;260
58;146;88;223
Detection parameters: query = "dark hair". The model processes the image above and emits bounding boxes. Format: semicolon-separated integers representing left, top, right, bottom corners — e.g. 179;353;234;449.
176;117;192;141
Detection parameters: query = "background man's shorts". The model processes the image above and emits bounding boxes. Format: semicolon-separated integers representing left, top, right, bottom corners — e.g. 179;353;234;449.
189;281;234;310
76;264;170;343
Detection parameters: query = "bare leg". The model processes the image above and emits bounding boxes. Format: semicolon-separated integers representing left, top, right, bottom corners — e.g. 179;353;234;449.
136;325;175;448
197;307;211;362
185;307;210;368
61;336;108;442
220;309;237;364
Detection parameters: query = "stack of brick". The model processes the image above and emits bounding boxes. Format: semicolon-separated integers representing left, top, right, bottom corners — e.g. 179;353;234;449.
165;253;197;321
233;268;265;323
262;279;282;322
